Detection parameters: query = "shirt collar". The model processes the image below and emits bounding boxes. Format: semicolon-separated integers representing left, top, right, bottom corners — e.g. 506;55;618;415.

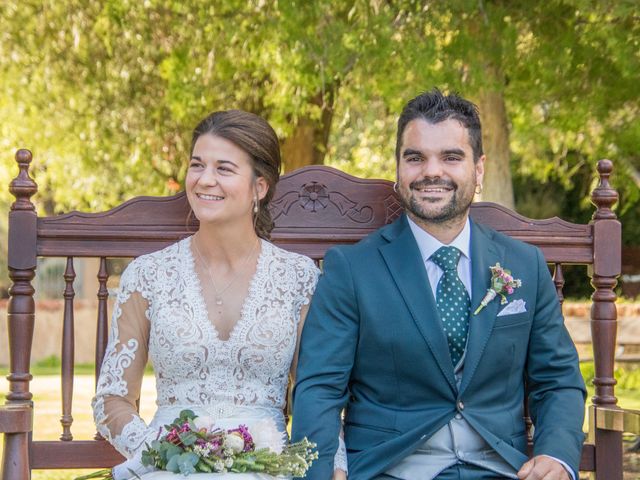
407;215;471;264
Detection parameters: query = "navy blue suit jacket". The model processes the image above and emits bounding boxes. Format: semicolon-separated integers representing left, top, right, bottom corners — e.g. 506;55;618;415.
292;215;586;480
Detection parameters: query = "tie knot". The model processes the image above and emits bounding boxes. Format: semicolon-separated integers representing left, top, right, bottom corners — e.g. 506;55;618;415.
430;246;462;272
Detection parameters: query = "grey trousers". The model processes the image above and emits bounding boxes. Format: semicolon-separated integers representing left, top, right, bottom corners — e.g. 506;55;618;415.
375;464;510;480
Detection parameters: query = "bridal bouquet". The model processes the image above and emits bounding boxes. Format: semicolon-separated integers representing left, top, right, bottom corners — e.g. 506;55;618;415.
142;409;317;476
76;409;317;479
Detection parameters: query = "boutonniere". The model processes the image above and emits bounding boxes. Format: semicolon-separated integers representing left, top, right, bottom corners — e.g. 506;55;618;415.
473;263;522;315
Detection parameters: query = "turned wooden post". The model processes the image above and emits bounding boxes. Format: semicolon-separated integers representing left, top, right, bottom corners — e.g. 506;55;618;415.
94;257;109;440
2;149;38;480
589;159;622;480
60;257;76;441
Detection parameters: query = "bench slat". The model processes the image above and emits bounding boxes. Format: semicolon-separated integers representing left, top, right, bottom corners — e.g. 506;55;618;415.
30;440;124;469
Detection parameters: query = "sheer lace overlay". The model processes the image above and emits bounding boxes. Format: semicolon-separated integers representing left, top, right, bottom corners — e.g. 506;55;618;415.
92;238;319;459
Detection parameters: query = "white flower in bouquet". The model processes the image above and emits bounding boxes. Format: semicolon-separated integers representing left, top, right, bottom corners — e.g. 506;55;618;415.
213;459;225;472
224;432;245;453
251;418;285;454
192;415;214;431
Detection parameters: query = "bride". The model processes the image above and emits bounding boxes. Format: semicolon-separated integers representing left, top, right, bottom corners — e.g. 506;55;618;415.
92;110;346;479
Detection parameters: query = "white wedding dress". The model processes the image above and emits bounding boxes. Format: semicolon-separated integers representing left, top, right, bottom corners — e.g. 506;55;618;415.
92;238;345;479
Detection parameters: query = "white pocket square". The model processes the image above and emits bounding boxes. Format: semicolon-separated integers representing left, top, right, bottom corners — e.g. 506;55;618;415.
497;299;527;317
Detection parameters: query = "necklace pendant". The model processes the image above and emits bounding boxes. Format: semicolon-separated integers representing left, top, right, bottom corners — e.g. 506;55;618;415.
215;298;223;306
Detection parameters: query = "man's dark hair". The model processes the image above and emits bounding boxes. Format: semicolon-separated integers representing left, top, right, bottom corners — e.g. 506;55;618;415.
395;88;483;163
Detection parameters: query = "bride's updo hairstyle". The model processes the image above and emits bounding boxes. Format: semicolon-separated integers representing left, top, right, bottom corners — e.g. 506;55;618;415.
189;110;282;240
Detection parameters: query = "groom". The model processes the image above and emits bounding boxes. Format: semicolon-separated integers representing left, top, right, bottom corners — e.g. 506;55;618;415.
292;89;586;480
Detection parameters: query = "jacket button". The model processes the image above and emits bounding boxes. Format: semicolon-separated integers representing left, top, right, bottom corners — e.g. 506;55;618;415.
457;400;465;411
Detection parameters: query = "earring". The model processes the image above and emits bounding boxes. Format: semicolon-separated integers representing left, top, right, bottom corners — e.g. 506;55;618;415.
252;198;259;231
475;184;483;195
393;182;398;193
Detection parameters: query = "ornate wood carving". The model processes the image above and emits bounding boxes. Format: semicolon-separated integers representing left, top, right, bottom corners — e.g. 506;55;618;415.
384;194;403;224
272;181;375;224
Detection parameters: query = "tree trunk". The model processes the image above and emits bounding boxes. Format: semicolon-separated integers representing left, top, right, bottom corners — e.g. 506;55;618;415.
281;88;336;172
475;66;515;209
281;117;322;171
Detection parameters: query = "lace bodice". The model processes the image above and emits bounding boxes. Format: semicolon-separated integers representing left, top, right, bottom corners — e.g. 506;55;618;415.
92;238;319;459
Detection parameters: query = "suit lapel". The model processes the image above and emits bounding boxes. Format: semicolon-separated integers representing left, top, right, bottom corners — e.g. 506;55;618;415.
459;221;505;395
379;216;457;392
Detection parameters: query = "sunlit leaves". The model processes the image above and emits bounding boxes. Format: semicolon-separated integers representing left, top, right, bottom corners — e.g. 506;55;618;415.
0;0;637;222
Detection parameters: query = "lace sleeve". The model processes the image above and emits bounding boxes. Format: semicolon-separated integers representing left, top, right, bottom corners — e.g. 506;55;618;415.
91;260;157;459
334;434;348;473
289;255;320;379
295;255;320;315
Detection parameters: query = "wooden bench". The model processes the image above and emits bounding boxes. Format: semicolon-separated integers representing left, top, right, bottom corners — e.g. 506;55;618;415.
0;149;626;479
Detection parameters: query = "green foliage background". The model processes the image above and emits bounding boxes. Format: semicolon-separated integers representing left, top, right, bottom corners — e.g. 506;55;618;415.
1;0;639;292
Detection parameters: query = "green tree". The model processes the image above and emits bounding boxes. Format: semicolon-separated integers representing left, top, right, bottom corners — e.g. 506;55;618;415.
326;0;640;209
1;0;638;217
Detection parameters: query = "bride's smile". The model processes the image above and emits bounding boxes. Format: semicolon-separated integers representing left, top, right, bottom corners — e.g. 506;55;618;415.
186;133;267;228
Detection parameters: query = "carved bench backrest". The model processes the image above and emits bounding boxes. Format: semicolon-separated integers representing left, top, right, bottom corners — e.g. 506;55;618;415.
2;152;621;478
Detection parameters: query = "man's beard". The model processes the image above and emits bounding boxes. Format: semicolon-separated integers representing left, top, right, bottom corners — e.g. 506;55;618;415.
399;177;474;224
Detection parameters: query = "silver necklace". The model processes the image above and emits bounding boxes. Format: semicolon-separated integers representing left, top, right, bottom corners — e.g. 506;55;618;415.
192;237;259;309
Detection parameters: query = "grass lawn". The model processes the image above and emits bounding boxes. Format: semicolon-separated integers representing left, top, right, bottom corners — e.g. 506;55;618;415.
0;372;157;480
1;367;639;479
611;388;640;410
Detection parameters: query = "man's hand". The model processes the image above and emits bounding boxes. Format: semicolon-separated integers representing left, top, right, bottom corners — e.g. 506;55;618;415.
517;456;570;480
333;469;347;480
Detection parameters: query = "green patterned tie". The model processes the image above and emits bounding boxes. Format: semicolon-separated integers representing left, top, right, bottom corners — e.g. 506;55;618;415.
431;246;471;367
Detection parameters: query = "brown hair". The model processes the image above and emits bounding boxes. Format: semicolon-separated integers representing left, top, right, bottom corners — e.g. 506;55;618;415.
396;88;484;163
190;110;281;239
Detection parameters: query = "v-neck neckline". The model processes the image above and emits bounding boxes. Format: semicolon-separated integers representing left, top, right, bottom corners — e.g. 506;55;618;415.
186;236;267;344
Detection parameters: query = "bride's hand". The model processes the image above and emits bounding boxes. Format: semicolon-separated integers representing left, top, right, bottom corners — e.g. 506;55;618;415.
333;469;347;480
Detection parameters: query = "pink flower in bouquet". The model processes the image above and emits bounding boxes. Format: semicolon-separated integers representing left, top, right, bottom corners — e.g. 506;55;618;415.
166;427;182;445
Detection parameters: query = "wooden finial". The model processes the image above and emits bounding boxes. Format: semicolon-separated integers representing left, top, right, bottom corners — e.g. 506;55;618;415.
9;149;38;212
591;159;618;220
